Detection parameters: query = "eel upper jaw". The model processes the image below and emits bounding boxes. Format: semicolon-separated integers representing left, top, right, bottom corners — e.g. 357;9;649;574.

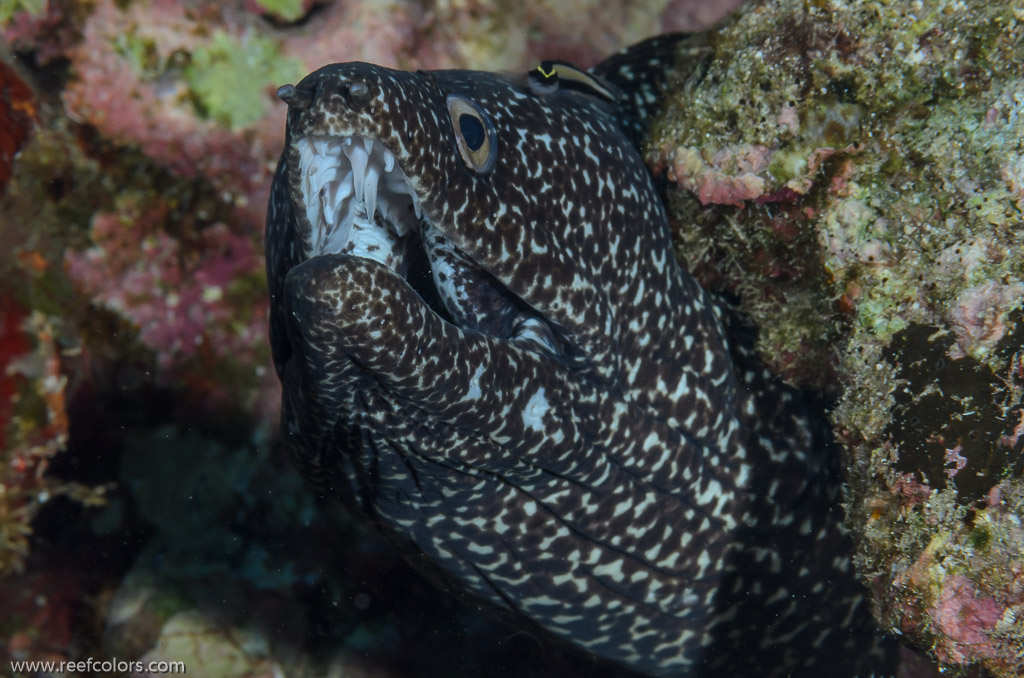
290;133;565;359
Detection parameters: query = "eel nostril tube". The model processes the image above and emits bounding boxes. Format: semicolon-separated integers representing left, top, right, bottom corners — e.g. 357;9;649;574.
277;84;314;110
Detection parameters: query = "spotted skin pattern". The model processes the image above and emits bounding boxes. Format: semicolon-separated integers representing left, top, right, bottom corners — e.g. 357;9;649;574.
266;35;898;677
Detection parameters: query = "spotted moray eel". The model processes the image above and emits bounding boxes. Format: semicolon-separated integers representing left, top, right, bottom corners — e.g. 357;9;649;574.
265;34;898;677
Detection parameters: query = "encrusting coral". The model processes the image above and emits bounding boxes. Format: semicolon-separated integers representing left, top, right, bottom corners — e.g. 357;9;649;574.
649;0;1024;674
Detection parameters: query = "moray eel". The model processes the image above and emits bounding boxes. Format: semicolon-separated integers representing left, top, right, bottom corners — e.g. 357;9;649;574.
265;35;898;677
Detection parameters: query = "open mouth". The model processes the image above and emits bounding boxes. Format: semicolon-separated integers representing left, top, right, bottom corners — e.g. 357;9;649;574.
293;134;563;358
297;135;420;274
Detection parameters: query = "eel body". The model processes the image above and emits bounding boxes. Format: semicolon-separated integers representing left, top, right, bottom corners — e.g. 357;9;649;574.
265;35;898;677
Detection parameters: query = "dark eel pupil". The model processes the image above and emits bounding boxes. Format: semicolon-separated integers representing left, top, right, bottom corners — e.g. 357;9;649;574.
459;113;485;151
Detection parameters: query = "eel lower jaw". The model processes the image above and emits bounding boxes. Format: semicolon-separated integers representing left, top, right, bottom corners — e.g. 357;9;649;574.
292;134;566;360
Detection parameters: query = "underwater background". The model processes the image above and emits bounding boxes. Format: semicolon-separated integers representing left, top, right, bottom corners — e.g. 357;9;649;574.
1;0;1021;676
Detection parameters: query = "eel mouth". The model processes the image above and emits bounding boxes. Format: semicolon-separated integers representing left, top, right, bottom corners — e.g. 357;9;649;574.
296;135;419;274
293;134;562;357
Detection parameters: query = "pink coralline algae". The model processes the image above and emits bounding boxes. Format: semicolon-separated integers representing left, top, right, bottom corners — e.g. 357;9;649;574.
1000;408;1024;451
64;203;267;375
933;576;1003;665
652;140;865;209
884;489;1024;677
942;444;967;479
947;281;1024;360
660;145;770;207
891;473;933;507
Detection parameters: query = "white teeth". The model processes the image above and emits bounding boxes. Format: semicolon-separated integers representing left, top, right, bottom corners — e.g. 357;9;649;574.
363;165;379;220
317;164;337;186
335;173;353;206
386;173;409;195
320;186;336;227
346;144;369;201
300;154;315;196
325;211;353;253
299;135;423;259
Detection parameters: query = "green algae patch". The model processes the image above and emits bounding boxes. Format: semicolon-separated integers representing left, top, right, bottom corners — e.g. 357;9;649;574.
254;0;307;23
0;0;44;25
185;31;303;130
968;524;992;550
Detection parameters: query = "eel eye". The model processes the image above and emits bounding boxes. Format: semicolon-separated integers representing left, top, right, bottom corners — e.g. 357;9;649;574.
446;95;497;174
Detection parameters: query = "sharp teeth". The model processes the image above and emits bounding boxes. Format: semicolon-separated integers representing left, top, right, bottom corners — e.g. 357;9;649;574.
383;148;395;172
342;137;353;146
325;209;354;252
412;198;422;220
300;151;316;197
320;187;335;227
339;210;354;244
345;144;369;201
363;138;374;154
316;164;337;186
303;157;320;230
334;174;353;208
364;166;379;219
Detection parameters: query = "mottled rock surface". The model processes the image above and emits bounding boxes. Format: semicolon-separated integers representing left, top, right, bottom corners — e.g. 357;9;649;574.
649;1;1023;675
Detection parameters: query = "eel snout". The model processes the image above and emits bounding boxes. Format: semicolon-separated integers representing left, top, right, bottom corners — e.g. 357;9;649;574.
276;82;315;110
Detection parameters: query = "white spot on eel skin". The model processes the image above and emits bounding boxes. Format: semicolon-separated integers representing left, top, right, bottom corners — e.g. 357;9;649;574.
523;387;549;432
467;363;485;400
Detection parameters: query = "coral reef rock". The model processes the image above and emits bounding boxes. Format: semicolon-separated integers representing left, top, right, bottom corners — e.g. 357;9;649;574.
649;0;1024;675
